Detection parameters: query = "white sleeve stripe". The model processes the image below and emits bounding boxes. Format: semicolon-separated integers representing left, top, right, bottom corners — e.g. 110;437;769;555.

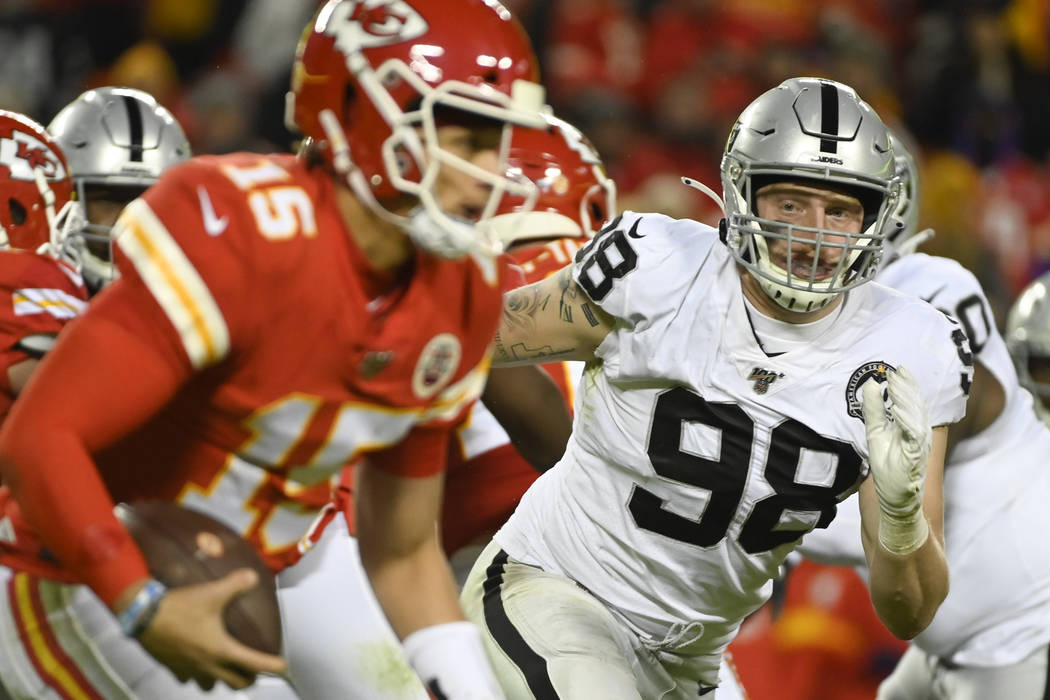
115;198;230;368
12;288;86;319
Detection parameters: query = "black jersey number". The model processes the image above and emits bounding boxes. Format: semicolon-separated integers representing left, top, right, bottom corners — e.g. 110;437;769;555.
628;387;864;554
575;217;639;301
953;294;991;355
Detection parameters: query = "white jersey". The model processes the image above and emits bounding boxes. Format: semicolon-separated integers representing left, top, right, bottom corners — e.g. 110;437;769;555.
495;212;970;680
802;252;1050;667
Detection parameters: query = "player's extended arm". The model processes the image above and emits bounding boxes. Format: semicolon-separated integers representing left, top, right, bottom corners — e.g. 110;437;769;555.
493;265;615;366
0;299;285;689
858;367;949;639
482;365;572;471
356;437;505;698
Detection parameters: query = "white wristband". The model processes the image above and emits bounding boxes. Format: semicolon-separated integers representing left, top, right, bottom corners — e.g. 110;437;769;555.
402;621;505;700
878;507;930;556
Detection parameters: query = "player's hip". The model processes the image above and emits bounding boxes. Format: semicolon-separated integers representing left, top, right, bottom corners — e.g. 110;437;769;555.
462;540;727;697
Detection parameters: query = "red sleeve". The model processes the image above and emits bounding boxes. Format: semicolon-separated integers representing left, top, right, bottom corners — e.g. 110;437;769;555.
0;254;87;380
112;159;255;370
0;274;192;606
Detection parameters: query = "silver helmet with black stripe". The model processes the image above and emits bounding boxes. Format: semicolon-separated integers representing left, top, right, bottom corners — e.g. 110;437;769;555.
48;86;190;292
720;77;899;311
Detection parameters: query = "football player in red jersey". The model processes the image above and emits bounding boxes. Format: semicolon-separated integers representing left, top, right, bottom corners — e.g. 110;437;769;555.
270;115;609;700
0;1;549;699
442;114;616;563
0;110;87;415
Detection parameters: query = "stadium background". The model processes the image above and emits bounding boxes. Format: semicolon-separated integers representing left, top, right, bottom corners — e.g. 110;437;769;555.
2;0;1047;698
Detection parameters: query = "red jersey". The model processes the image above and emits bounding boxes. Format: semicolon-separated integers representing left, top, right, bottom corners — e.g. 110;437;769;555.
0;251;87;574
441;237;586;552
0;250;87;418
0;153;508;604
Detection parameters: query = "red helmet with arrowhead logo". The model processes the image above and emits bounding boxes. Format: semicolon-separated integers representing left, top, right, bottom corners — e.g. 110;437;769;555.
487;114;617;247
287;0;549;257
0;110;75;251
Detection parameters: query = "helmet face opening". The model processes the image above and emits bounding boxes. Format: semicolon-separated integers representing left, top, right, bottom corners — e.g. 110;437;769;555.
720;78;898;312
288;0;549;258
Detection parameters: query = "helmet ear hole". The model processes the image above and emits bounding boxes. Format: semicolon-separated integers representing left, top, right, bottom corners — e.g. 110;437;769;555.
589;201;604;226
343;84;356;118
9;198;26;226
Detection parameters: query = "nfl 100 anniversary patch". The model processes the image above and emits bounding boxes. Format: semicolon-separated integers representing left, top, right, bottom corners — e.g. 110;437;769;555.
747;367;784;395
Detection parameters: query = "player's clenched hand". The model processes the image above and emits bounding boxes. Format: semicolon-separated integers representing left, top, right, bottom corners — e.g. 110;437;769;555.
138;569;287;690
862;366;933;555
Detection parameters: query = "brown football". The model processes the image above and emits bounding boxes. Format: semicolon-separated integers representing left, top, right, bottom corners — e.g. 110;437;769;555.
114;500;282;655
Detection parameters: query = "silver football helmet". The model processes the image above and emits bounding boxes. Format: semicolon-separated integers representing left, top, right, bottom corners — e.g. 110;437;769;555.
48;87;191;292
879;129;936;269
720;77;899;311
1006;271;1050;422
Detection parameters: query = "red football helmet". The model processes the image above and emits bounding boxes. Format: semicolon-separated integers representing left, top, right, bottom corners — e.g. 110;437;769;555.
287;0;548;257
484;114;617;248
0;110;75;251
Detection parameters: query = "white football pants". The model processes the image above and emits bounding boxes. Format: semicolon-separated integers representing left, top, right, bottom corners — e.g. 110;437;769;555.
460;539;749;700
270;514;429;700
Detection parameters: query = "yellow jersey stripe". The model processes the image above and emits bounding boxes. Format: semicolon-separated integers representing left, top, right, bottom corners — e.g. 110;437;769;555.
115;199;230;368
13;573;97;700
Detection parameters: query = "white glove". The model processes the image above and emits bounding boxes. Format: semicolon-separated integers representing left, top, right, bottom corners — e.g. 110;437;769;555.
862;365;933;555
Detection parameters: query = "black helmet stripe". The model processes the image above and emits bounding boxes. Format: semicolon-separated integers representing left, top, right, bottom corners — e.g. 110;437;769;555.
819;81;839;154
122;95;144;162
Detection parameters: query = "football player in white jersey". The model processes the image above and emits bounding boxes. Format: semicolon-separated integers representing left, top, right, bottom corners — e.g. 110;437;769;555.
1006;271;1050;426
459;77;973;699
47;86;192;294
799;134;1050;698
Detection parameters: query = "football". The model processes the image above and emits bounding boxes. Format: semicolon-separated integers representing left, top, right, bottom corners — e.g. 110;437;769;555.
114;500;282;655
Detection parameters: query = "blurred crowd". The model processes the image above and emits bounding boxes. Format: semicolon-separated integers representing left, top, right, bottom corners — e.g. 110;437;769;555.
2;0;1048;317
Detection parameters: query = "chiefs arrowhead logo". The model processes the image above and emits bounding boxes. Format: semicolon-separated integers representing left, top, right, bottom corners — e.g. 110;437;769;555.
322;0;428;51
17;142;53;170
0;130;65;181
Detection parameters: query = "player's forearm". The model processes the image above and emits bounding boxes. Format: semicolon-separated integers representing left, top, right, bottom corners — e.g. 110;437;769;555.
866;527;948;639
482;365;571;471
0;427;148;606
494;267;611;367
360;532;465;639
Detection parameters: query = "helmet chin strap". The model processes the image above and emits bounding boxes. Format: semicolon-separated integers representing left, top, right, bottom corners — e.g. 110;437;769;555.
681;176;726;214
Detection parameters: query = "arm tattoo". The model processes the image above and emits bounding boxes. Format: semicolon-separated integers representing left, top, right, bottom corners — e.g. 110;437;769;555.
495;270;581;365
493;330;578;364
502;286;549;336
557;267;599;326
